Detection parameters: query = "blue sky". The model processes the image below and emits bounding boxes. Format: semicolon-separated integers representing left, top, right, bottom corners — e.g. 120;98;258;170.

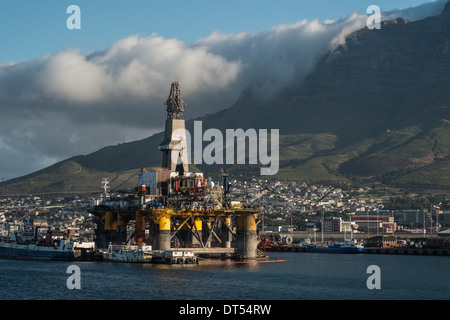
0;0;437;63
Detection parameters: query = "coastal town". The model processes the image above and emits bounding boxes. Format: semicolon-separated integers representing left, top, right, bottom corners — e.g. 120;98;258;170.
0;195;95;242
1;178;450;251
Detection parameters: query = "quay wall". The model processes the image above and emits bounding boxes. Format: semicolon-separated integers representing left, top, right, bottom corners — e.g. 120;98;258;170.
268;231;440;242
265;245;450;256
363;247;449;256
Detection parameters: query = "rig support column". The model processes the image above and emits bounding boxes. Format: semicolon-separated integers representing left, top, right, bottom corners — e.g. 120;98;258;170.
192;218;203;246
150;220;159;248
236;214;258;259
206;218;212;248
135;211;145;246
158;214;171;251
93;211;128;249
221;216;232;248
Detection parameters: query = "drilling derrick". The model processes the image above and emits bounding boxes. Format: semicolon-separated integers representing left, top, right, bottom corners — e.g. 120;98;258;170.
165;80;185;120
159;80;189;173
89;81;263;263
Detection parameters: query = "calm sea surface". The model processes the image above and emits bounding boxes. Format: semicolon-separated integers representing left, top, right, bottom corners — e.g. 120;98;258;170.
1;252;449;300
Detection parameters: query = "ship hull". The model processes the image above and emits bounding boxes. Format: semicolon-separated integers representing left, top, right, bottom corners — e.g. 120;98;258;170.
100;245;153;263
308;245;364;254
0;242;75;260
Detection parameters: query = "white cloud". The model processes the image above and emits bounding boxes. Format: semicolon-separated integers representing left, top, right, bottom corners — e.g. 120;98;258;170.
195;13;369;100
38;48;112;103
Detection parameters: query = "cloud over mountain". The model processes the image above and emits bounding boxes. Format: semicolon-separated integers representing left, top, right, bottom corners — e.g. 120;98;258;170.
0;1;446;180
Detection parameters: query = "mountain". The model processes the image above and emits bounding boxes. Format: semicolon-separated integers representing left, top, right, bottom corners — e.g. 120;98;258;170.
2;3;450;195
199;3;450;187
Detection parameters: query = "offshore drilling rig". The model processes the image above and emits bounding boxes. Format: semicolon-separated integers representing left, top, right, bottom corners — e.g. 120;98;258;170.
89;81;263;262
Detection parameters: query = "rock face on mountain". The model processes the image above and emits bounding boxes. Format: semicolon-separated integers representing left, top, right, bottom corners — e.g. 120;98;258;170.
206;3;450;136
2;3;450;195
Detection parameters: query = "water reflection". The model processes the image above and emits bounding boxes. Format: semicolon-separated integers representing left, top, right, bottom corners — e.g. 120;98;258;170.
2;252;448;300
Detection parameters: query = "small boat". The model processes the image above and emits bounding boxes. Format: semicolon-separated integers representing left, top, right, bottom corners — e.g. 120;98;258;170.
0;218;95;261
100;243;153;263
308;239;364;254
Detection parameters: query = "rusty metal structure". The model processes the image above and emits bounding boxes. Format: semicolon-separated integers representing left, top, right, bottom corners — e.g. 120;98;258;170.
89;81;263;261
164;80;185;120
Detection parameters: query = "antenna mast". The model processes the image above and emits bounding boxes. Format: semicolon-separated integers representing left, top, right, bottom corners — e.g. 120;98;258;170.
101;178;110;197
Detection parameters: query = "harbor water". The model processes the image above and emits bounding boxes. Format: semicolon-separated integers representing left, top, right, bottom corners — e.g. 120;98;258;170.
1;252;449;301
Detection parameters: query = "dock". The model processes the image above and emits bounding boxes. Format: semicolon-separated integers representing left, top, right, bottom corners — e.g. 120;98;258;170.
262;245;450;256
363;247;450;256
